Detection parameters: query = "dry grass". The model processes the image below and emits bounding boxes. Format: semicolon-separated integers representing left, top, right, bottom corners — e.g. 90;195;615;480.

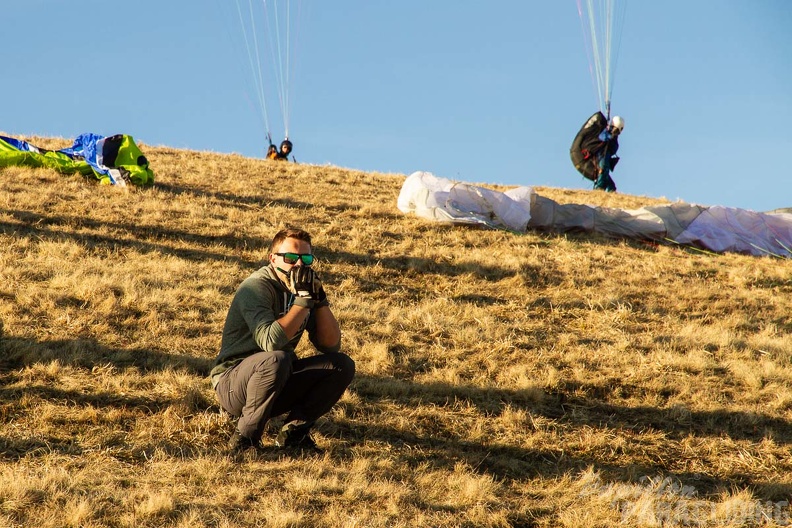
1;134;791;527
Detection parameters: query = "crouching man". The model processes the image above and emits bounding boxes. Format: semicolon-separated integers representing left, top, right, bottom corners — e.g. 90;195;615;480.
210;227;355;454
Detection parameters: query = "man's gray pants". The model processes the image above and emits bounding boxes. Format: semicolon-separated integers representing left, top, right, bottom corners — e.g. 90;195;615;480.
215;350;355;442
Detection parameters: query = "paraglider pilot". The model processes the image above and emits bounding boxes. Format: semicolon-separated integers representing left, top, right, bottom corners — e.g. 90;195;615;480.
275;139;293;161
570;112;624;193
266;138;293;161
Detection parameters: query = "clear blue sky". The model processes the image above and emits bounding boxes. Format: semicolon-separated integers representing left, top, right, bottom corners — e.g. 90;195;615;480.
4;1;791;212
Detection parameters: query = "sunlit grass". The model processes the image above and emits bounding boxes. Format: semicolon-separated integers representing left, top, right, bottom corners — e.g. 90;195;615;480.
1;136;791;526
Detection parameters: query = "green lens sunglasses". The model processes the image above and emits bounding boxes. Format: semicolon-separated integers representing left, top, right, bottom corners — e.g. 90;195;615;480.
274;252;315;266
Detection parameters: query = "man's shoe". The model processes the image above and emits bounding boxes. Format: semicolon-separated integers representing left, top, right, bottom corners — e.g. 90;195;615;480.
228;431;261;453
275;421;324;454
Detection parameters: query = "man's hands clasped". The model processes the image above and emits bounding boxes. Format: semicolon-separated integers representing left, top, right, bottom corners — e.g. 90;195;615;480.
289;266;320;298
287;267;329;309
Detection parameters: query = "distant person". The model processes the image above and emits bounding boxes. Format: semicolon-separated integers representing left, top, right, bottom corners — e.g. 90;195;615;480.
274;139;293;161
266;143;278;160
210;228;355;455
570;112;624;192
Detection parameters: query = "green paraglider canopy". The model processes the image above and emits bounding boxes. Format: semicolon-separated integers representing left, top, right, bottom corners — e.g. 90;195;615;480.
0;133;154;186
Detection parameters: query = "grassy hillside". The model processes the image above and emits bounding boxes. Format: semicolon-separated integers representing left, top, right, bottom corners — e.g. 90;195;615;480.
1;136;791;527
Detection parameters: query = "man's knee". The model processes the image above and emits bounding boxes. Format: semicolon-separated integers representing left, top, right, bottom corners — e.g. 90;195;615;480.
333;353;355;385
251;350;292;378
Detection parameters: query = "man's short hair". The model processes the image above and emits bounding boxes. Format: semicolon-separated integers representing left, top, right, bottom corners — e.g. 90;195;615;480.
270;228;312;253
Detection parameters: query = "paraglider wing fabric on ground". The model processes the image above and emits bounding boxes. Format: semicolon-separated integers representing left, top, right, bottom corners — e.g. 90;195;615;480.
397;171;792;258
0;135;94;176
397;172;532;232
0;133;154;186
526;193;668;241
672;206;792;256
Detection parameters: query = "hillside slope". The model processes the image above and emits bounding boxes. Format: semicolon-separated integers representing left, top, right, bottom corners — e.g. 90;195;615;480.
1;139;791;527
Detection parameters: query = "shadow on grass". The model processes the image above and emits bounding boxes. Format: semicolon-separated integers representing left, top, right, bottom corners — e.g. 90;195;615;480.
0;383;210;463
153;182;315;211
0;209;262;268
318;247;564;289
0;208;541;287
0;383;172;462
345;373;792;501
0;334;212;375
2;338;790;502
0;434;85;460
0;334;217;462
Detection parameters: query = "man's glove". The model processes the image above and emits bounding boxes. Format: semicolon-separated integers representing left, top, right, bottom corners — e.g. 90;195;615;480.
288;266;316;298
287;267;328;308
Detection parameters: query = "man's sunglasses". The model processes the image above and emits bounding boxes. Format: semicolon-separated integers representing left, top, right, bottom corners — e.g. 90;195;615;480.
274;252;315;266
